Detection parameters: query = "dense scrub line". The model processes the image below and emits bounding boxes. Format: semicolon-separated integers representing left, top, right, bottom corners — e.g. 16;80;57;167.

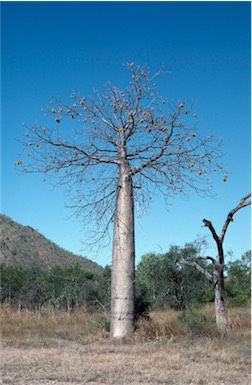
1;246;250;317
0;263;111;313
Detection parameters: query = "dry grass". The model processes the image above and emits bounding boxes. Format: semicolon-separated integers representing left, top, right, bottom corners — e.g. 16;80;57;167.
0;306;250;385
0;307;109;348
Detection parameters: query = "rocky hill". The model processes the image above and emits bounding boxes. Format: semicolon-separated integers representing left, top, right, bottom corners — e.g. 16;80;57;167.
0;214;102;271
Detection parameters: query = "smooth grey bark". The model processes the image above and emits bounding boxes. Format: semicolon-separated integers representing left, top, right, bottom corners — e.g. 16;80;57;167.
110;159;135;338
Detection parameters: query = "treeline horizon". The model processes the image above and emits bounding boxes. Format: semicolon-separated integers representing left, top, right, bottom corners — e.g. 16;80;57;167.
1;244;250;315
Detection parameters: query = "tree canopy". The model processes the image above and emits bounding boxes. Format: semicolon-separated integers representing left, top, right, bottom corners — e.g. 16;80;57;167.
16;63;226;250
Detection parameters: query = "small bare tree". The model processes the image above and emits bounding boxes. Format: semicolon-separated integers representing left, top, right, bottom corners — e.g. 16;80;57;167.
16;63;226;337
180;193;251;331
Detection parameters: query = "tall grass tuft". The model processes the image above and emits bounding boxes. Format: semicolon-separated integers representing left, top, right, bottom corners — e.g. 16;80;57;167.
1;304;251;347
1;305;110;347
133;309;186;341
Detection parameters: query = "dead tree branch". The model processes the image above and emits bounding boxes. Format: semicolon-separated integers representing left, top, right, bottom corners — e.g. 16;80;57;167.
180;258;214;284
219;192;251;243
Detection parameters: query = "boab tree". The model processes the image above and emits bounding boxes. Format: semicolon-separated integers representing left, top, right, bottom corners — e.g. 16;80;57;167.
16;64;226;338
180;193;251;331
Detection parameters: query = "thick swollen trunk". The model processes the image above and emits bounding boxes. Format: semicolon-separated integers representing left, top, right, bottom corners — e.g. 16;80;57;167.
110;165;135;338
214;265;228;331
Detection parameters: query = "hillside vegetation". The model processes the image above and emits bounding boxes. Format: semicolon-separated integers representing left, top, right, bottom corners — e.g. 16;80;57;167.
0;214;102;271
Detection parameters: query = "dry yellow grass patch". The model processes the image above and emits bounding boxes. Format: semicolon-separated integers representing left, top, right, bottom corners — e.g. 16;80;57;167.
0;306;250;385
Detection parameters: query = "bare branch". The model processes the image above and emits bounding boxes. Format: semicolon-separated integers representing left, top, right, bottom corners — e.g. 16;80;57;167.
199;255;216;264
16;63;227;252
180;258;214;284
219;192;251;243
202;192;251;264
202;218;223;259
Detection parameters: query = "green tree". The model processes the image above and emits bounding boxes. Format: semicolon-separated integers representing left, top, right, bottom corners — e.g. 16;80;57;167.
1;266;24;307
225;251;251;306
49;265;91;311
0;266;51;310
20;267;51;309
136;244;213;312
136;253;163;304
94;265;111;312
179;243;214;307
0;264;112;312
156;246;185;310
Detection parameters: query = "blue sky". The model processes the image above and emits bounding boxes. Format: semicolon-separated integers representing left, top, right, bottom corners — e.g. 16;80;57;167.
1;1;251;267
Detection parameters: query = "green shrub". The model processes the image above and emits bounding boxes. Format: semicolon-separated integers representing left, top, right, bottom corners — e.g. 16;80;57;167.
135;283;151;320
96;317;110;332
179;307;213;335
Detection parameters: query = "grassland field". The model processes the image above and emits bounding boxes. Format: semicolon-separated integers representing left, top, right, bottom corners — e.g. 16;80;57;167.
0;305;250;385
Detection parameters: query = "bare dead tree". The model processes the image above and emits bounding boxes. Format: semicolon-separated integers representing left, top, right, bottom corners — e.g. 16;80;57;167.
180;193;251;331
16;63;226;337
